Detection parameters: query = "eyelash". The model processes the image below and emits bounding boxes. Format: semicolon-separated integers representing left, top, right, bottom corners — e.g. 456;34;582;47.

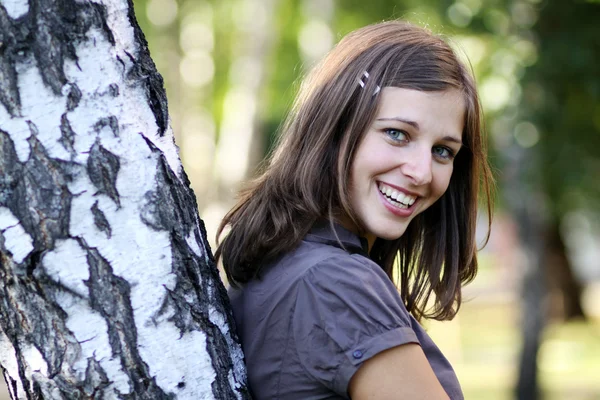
383;128;457;161
384;128;408;142
433;146;456;160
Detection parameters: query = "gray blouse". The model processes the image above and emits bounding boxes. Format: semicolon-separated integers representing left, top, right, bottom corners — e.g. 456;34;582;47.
228;222;464;399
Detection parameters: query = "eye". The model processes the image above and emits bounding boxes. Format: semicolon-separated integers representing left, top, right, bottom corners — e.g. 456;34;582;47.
433;146;456;161
384;128;408;142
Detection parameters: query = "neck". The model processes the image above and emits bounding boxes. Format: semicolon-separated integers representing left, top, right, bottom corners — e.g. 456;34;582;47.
335;215;376;253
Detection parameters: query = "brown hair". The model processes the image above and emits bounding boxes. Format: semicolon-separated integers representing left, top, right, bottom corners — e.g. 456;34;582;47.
215;20;494;321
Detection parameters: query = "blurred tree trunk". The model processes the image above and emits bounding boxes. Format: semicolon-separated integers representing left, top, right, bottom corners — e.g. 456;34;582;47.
213;0;279;201
503;147;545;400
0;0;249;398
511;0;596;395
514;209;584;400
545;217;585;321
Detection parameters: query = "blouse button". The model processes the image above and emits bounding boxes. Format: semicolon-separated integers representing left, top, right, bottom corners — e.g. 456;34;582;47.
352;350;363;359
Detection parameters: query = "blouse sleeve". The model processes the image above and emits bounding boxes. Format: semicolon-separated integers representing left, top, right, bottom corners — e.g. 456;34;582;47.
291;253;420;397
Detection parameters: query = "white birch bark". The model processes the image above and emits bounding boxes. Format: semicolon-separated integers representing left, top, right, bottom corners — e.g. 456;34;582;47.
0;0;249;398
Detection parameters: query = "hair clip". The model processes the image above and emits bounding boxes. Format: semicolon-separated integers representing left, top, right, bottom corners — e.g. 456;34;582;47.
358;71;381;95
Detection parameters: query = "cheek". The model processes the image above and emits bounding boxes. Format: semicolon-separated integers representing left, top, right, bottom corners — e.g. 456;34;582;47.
432;167;454;199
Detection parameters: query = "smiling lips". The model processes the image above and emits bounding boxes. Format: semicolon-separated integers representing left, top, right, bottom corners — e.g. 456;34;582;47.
377;182;418;209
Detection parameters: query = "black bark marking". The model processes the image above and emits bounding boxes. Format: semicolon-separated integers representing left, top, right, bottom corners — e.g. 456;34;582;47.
2;0;168;133
140;132;160;152
139;189;166;231
30;0;73;94
83;356;110;396
86;2;115;46
25;250;43;277
0;129;106;398
23;134;73;250
93;116;119;137
32;263;87;303
0;249;88;399
29;0;117;95
0;5;22;117
3;370;19;399
91;201;111;238
26;120;38;136
0;0;117;115
170;238;243;399
108;83;119;97
0;0;117;104
59;113;76;155
139;143;250;399
125;0;169;137
139;159;187;233
87;139;120;207
66;83;81;111
0;130;20;207
0;129;73;256
81;239;173;399
139;152;194;235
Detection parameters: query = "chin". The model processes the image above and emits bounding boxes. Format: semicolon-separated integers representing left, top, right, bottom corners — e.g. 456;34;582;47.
370;224;409;242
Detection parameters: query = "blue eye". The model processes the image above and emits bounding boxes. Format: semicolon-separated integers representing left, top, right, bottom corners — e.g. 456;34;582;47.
384;129;408;142
433;146;455;160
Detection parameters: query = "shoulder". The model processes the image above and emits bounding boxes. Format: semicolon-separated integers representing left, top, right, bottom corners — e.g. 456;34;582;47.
290;237;386;280
300;248;401;302
296;251;414;329
291;251;420;395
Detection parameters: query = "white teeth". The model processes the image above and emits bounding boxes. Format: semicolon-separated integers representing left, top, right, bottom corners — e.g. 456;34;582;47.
377;183;417;207
396;192;406;203
386;197;408;208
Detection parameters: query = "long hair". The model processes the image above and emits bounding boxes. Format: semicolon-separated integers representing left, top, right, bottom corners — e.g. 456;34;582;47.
215;20;494;321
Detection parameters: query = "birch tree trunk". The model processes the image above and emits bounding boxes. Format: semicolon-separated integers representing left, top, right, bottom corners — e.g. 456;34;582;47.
0;0;250;398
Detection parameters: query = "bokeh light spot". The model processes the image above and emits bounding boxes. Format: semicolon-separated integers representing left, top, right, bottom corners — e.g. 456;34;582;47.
483;9;510;35
180;22;214;53
180;50;214;88
146;0;178;27
480;76;511;112
447;3;473;27
514;121;540;148
511;2;537;28
299;20;333;61
514;39;538;66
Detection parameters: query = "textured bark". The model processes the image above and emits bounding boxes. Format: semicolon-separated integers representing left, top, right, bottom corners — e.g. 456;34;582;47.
0;0;250;398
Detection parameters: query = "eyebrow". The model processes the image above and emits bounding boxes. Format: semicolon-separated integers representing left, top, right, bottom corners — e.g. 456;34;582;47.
376;117;462;145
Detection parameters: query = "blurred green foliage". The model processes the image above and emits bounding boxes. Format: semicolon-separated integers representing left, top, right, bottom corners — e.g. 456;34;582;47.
520;1;600;216
130;1;599;398
134;0;599;217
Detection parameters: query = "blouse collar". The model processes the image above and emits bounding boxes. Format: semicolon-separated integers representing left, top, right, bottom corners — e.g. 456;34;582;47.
304;220;369;257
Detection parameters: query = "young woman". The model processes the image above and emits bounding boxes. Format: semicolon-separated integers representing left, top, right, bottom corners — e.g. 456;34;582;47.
216;20;493;400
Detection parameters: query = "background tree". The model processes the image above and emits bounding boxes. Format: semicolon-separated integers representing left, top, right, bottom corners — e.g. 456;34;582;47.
510;2;600;398
0;0;249;398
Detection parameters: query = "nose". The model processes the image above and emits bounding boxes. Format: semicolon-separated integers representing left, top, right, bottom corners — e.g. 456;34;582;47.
400;147;433;186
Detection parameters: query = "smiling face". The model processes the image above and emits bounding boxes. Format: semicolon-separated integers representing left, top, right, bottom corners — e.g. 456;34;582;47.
346;87;466;249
